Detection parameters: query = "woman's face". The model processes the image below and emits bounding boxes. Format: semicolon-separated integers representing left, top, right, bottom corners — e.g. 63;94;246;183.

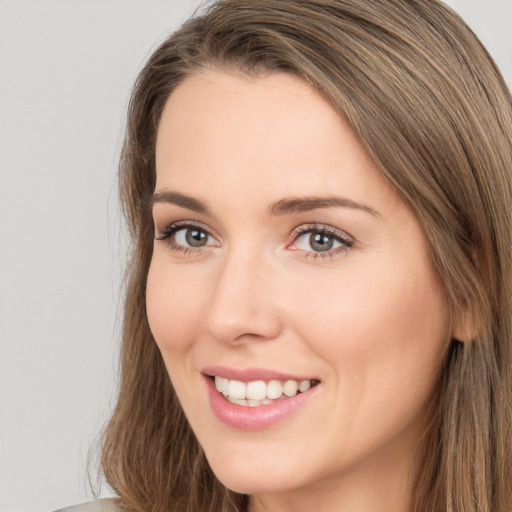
147;71;452;508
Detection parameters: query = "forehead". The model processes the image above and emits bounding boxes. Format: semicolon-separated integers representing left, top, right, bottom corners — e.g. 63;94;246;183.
156;70;340;161
154;70;396;215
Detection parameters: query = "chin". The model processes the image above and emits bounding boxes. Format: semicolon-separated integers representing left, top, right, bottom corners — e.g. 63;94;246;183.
211;466;298;495
204;445;309;495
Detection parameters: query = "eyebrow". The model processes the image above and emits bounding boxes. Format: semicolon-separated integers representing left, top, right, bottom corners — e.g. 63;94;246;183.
151;191;380;218
151;191;209;214
267;196;380;217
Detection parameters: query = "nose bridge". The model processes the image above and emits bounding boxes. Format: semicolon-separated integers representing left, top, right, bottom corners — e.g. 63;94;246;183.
204;244;282;344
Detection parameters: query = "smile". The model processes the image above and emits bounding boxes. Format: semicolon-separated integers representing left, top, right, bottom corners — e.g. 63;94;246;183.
214;376;316;406
203;370;320;430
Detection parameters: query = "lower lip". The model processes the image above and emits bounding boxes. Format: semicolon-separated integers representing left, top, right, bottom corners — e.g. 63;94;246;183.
205;376;318;430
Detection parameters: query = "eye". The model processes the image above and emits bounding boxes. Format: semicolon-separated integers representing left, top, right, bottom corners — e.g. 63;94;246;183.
289;224;353;257
175;226;210;248
298;232;339;252
155;222;218;253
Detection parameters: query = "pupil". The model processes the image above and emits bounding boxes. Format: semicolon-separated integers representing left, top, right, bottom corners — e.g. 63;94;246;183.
186;228;207;247
310;232;333;252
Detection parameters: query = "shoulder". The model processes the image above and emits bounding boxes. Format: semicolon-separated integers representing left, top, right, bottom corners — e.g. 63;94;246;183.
53;498;124;512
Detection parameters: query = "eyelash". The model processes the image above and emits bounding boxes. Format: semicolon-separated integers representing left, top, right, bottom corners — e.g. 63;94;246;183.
290;224;354;260
155;221;354;259
155;220;213;256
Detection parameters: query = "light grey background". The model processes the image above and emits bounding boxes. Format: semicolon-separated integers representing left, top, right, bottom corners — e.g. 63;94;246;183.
1;1;510;511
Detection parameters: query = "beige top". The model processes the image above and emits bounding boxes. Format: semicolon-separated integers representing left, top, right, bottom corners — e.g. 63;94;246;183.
54;498;123;512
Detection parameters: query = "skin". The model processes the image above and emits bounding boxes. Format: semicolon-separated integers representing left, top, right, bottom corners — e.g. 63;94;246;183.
147;70;456;512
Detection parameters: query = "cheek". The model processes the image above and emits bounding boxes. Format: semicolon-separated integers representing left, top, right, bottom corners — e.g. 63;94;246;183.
146;255;207;355
280;258;450;461
284;255;450;402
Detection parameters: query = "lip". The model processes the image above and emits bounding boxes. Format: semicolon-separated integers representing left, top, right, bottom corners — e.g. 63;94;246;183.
202;365;317;382
202;370;320;431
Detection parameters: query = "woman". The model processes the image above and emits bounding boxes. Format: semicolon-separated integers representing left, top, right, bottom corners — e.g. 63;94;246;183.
76;0;512;511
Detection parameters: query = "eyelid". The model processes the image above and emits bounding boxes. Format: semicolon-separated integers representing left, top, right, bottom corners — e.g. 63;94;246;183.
155;220;220;253
290;223;353;242
288;223;354;258
154;219;354;259
155;219;210;240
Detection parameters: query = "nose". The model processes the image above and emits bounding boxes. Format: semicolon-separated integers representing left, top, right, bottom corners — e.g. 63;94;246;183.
204;250;284;345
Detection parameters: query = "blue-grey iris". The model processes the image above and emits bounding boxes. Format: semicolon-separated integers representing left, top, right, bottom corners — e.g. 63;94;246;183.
310;232;333;252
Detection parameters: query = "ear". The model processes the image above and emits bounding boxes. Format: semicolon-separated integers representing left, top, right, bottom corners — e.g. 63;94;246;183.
451;306;482;343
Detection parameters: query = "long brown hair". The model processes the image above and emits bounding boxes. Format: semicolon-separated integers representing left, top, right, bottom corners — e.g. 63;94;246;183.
100;1;512;510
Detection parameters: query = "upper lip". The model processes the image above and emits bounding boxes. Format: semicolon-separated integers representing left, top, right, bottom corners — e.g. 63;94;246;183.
201;365;318;382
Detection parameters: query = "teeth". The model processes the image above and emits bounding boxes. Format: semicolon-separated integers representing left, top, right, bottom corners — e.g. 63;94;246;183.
228;397;247;406
283;380;299;397
299;380;311;392
228;379;247;400
215;376;229;396
214;376;315;404
267;380;283;399
246;380;267;401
